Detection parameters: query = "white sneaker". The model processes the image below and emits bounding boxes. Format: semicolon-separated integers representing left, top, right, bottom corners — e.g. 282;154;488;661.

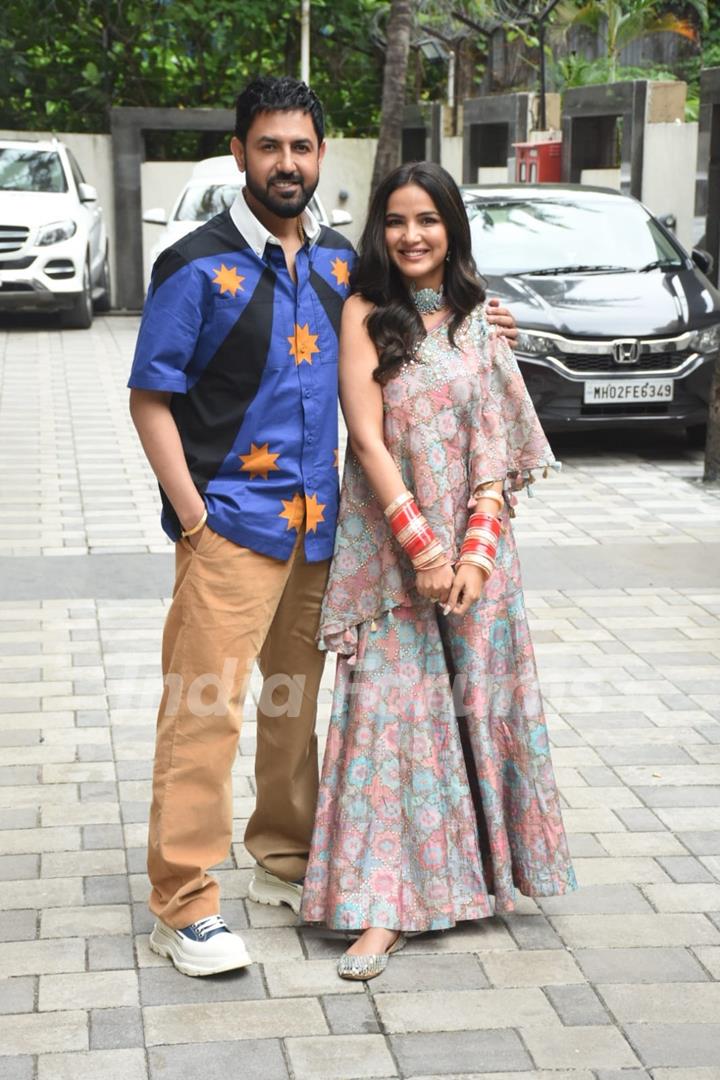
149;915;251;977
247;865;303;915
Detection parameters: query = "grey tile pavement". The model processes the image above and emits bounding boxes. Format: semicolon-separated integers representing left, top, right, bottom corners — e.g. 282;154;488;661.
1;317;720;1076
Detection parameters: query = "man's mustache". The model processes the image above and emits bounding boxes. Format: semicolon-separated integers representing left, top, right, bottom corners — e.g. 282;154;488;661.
269;174;304;187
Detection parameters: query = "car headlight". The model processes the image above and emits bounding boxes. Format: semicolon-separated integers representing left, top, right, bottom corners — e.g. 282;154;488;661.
688;324;720;354
514;331;557;356
35;220;77;246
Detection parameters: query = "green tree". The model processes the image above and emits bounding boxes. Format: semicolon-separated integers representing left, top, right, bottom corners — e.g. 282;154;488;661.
555;0;707;83
0;0;387;142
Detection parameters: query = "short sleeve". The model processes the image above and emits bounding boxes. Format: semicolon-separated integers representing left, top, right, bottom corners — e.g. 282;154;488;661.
469;325;558;494
127;249;208;394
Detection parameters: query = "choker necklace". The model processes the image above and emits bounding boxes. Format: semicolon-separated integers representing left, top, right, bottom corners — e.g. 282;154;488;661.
411;283;446;315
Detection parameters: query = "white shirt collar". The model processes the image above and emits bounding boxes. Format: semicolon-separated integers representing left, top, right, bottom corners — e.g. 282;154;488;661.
229;189;321;258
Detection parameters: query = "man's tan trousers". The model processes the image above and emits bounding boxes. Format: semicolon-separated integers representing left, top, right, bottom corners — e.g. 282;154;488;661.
147;524;329;928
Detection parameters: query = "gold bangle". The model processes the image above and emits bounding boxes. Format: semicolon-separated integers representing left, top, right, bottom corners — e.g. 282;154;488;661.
416;555;449;572
457;554;494;574
473;489;504;509
181;507;207;538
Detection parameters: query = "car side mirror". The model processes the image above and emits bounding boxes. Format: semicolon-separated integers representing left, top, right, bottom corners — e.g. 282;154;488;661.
692;248;714;276
330;209;353;227
143;208;168;226
78;182;98;203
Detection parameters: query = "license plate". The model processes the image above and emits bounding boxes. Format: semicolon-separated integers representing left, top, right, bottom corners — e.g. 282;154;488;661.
583;379;674;404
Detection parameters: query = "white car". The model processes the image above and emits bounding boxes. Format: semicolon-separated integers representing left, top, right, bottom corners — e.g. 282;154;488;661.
0;138;110;328
143;155;352;286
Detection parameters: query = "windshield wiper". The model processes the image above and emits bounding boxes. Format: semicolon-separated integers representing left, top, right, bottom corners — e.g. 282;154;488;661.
520;264;634;276
637;259;683;273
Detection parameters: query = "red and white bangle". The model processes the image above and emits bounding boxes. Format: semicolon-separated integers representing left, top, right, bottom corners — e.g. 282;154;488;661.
384;491;446;571
457;510;501;577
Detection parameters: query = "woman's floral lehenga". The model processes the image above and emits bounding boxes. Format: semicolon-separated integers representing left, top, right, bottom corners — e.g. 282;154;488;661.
301;311;577;933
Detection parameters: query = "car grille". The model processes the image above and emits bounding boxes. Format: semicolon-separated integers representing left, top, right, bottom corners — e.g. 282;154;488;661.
0;256;35;270
561;351;691;373
0;225;30;253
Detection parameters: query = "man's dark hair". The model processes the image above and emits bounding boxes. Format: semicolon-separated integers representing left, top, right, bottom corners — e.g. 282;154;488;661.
235;76;325;145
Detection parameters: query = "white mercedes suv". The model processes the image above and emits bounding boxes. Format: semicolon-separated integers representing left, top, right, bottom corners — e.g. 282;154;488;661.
0;138;110;328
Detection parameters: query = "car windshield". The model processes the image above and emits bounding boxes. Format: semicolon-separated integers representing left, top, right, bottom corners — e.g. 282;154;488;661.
466;195;683;275
175;183;242;221
0;149;68;193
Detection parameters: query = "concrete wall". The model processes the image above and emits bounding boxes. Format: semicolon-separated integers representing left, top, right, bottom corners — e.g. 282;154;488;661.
580;168;622;189
641;121;698;251
441;136;463;184
316;137;377;248
0;129;116;298
476;166;510;184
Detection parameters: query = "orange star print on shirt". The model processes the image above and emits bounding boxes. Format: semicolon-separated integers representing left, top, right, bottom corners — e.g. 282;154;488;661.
211;264;245;296
279;493;305;531
305;493;326;533
288;323;320;365
330;257;350;288
239;443;281;481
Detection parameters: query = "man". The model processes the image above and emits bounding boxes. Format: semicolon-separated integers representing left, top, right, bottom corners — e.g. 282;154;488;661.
129;75;517;976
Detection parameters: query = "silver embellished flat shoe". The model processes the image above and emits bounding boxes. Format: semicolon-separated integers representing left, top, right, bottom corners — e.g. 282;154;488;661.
337;932;407;981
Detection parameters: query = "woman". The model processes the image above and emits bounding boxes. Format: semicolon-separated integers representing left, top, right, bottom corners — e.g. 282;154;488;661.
300;162;577;979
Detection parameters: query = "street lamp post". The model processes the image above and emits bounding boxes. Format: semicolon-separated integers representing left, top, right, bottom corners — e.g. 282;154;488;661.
301;0;311;85
536;0;562;131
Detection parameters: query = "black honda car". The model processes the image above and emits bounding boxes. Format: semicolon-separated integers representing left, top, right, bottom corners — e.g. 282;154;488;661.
463;184;720;442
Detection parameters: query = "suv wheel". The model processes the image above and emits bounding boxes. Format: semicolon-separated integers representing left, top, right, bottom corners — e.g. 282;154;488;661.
95;248;112;312
61;259;93;329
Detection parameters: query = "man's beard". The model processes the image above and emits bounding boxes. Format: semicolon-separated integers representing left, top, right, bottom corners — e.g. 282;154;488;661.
245;168;318;219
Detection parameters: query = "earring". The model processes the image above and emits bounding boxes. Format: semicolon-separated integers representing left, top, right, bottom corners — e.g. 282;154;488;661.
445;247;451;262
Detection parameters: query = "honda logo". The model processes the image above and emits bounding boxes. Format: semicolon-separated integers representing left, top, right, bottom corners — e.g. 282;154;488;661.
612;339;641;364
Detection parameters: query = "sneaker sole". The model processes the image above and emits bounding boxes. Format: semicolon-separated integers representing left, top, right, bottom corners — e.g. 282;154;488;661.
247;876;302;915
148;928;252;977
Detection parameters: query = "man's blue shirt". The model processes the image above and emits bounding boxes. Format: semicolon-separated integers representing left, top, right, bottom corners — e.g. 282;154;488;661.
128;202;355;562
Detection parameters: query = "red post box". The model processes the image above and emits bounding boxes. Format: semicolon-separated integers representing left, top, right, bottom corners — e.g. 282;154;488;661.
513;140;562;183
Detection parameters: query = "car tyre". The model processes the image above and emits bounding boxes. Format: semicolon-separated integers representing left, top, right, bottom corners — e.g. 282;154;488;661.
94;248;111;312
61;259;93;329
686;423;707;449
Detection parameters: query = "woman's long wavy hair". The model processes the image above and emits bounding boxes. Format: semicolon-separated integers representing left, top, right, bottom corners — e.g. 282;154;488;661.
352;161;485;384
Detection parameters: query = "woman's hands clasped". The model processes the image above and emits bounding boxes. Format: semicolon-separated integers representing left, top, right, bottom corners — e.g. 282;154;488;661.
415;561;454;605
415;561;487;615
445;563;487;616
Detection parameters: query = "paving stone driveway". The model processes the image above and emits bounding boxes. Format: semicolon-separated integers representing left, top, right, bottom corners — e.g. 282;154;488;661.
1;315;720;1080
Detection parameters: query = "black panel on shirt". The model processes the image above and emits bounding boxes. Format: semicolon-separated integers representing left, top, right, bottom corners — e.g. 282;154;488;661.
149;248;189;292
309;267;344;338
169;265;276;496
151;210;250;291
316;225;356;252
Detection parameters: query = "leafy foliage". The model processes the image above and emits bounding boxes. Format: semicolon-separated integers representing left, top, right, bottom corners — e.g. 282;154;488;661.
0;0;386;145
552;0;706;82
